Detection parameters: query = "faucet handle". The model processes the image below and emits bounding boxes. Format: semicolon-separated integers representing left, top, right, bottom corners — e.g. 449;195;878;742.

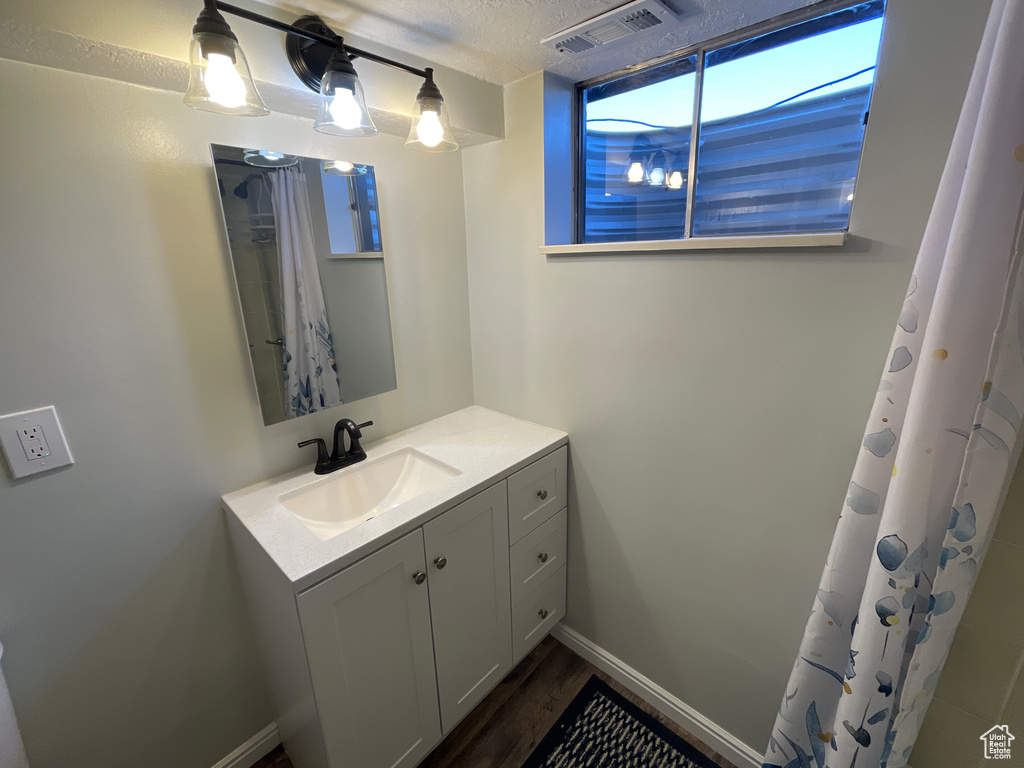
298;438;329;467
347;421;373;457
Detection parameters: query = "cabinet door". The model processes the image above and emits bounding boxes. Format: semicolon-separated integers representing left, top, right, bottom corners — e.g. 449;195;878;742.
423;483;512;731
297;530;441;768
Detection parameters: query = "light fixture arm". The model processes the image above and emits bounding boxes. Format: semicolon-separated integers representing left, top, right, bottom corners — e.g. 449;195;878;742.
212;1;432;81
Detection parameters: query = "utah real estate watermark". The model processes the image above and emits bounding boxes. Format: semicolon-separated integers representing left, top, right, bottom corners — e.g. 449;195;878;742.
980;725;1015;759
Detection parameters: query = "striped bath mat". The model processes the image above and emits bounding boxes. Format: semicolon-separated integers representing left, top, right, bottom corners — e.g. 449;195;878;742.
522;676;724;768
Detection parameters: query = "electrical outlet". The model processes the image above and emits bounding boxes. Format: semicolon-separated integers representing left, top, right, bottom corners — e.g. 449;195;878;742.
17;426;51;460
0;406;73;479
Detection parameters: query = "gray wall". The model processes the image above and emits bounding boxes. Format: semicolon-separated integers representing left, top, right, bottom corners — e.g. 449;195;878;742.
0;59;474;768
463;0;991;752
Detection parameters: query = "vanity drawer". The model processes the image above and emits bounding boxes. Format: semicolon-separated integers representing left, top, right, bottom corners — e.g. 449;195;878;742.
507;446;567;544
512;565;566;663
510;509;566;606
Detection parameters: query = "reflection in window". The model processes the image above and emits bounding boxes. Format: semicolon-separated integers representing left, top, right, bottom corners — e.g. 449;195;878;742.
578;1;885;243
581;57;696;243
694;9;883;235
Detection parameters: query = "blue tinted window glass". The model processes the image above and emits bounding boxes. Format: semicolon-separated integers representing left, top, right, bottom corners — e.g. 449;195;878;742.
581;56;697;243
692;3;884;235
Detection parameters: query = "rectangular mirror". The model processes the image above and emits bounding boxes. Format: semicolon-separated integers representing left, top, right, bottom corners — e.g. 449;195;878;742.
212;145;397;425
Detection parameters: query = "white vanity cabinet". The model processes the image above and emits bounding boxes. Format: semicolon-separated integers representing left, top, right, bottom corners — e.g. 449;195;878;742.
224;409;569;768
422;483;512;731
298;530;441;768
295;483;512;768
506;446;568;664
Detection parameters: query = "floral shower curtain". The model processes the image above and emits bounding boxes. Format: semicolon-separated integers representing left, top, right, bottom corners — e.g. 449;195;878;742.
270;168;343;418
764;1;1024;766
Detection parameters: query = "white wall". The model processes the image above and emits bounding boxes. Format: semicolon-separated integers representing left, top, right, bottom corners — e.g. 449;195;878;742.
0;59;474;768
463;0;991;752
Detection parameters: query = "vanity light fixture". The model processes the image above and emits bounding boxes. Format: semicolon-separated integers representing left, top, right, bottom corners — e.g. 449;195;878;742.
405;70;458;152
185;1;268;115
184;0;459;152
313;43;377;136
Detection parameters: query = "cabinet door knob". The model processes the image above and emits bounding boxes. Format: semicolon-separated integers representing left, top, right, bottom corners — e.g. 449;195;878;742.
412;571;426;585
538;608;549;619
537;489;548;501
538;552;549;563
434;556;447;569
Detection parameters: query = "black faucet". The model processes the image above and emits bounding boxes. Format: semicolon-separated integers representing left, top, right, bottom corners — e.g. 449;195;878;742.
298;418;374;475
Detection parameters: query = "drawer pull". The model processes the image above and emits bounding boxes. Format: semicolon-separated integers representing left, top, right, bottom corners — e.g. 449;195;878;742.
433;556;447;570
538;608;549;620
412;571;427;585
538;552;549;563
537;489;548;501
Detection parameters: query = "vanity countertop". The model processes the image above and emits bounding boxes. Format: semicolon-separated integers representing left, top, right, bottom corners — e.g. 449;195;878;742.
223;406;568;591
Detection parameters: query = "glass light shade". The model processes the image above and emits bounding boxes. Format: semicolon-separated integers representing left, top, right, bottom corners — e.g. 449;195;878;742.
649;167;666;186
321;160;368;176
243;150;298;168
626;162;645;184
667;171;684;190
314;71;377;136
184;33;268;116
405;96;458;152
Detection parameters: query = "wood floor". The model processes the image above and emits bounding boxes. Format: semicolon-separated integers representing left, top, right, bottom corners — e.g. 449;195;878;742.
252;636;741;768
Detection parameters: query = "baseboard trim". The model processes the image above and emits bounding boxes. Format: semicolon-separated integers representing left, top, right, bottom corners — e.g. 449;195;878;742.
550;624;762;768
211;723;281;768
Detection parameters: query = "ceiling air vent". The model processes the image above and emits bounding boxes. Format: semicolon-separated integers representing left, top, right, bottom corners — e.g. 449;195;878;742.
541;0;683;56
553;35;597;53
622;9;662;31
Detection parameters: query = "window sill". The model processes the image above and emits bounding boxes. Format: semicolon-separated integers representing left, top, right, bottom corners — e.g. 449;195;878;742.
539;231;847;256
325;253;385;260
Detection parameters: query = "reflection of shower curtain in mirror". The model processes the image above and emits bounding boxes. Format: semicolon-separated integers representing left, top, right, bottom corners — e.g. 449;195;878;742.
270;168;342;418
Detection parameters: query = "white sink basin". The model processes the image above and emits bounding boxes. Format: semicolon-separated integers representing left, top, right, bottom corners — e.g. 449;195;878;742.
280;448;461;541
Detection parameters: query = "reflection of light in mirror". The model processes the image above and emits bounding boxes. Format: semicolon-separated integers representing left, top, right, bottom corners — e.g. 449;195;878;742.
243;149;299;168
204;53;247;109
321;160;368;177
627;162;644;183
649;167;665;186
668;171;684;190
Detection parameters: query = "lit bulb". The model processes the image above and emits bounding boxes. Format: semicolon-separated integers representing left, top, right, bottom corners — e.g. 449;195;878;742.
331;161;354;173
416;110;444;148
668;171;683;190
627;162;644;184
204;53;246;109
649;167;665;186
329;88;364;130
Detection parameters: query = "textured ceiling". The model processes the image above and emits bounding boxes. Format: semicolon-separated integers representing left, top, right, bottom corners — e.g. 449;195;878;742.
263;0;818;85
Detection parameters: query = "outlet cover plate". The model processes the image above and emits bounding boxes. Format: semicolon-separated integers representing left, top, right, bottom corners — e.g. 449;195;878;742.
0;406;74;479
